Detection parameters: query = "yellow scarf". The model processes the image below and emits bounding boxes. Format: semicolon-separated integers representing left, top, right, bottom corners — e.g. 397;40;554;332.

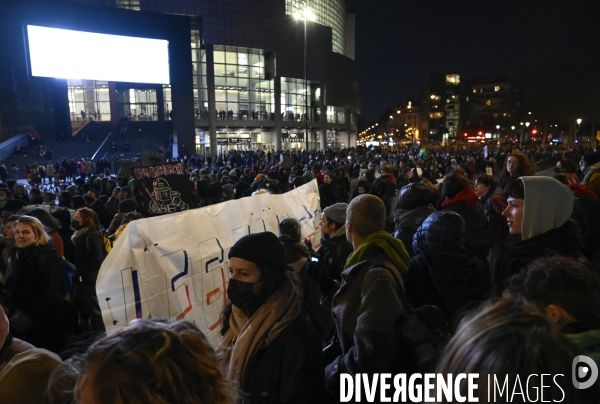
345;230;410;272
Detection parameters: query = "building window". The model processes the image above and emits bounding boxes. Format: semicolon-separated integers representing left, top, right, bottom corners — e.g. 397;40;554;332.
327;106;345;124
115;0;140;10
67;80;111;122
213;46;274;121
285;0;346;55
486;100;491;106
429;112;443;119
446;74;460;85
191;26;208;119
494;86;500;92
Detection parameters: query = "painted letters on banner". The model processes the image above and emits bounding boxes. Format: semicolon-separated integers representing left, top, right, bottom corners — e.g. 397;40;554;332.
96;180;322;346
134;162;193;216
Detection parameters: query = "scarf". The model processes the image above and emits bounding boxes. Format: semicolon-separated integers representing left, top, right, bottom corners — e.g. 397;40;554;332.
345;230;410;271
441;188;479;208
217;273;302;384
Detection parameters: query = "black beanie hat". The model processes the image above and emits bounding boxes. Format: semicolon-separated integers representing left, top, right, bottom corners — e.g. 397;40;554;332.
228;232;288;272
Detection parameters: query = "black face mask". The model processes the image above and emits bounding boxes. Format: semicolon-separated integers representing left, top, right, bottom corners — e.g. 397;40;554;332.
554;166;562;173
227;278;261;314
72;221;83;230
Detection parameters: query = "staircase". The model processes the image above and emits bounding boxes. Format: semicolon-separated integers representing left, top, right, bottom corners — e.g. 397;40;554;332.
1;121;173;180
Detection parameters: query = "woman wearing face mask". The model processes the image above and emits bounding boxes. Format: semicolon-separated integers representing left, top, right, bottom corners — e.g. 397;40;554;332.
498;151;536;190
72;208;106;334
490;177;592;295
217;232;327;404
9;215;72;353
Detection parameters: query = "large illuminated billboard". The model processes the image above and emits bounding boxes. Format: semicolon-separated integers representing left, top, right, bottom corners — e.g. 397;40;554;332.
27;25;170;84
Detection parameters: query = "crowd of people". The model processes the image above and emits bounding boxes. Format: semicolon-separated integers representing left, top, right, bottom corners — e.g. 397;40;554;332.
0;141;600;403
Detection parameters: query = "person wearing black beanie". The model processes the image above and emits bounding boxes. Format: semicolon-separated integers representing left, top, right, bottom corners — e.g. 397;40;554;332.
217;231;328;404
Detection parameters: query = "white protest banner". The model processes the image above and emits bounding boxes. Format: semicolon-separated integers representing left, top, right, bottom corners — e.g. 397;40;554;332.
97;180;322;345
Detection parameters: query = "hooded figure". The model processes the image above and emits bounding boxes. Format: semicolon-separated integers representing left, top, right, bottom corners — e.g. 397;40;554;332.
405;211;491;326
393;183;437;257
491;176;591;295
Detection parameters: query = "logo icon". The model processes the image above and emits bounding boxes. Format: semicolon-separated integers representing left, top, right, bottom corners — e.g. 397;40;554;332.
572;355;598;389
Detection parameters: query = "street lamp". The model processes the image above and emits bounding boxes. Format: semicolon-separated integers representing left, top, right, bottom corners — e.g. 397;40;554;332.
293;3;316;150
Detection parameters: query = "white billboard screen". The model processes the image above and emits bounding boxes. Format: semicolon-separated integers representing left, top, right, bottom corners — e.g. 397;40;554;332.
27;25;170;84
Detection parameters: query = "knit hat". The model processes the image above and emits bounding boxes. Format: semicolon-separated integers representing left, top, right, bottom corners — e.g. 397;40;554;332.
254;174;265;182
266;171;280;181
323;203;348;223
229;169;238;178
118;198;137;213
228;232;288;271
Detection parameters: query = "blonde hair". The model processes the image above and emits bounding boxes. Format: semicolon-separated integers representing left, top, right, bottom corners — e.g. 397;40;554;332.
13;215;50;246
71;319;237;404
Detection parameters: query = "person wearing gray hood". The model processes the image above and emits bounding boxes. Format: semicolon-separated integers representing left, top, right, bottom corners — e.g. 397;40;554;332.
491;176;592;295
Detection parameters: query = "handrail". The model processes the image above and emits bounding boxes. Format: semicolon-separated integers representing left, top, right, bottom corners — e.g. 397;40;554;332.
92;131;113;160
71;119;91;137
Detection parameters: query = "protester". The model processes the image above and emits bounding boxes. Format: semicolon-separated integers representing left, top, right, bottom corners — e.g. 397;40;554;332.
498;150;536;190
9;216;73;353
508;256;600;366
68;319;236;404
71;208;106;334
474;173;508;245
491;176;590;295
216;232;327;403
320;194;410;399
436;298;598;402
406;211;491;325
440;172;491;261
393;182;437;257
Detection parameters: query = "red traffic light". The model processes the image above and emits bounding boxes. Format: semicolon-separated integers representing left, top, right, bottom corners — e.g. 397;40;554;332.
478;131;483;135
464;133;468;137
531;129;538;134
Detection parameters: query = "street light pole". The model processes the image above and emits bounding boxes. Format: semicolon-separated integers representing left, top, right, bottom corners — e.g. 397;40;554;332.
304;16;308;152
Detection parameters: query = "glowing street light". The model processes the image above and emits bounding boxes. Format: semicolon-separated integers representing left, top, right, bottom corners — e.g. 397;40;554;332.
293;2;316;149
577;118;582;125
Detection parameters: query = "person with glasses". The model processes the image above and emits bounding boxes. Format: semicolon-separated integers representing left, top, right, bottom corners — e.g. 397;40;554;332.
498;150;536;190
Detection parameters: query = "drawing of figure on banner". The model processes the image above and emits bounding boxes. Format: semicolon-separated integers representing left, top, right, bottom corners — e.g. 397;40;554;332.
145;177;189;215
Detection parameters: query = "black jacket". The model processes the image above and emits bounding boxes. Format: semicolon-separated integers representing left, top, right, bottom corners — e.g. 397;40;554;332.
491;221;592;295
440;202;491;261
72;229;105;283
393;205;436;257
241;315;329;404
406;252;490;327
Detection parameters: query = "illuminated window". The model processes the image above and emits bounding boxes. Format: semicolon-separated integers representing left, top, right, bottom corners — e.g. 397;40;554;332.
286;0;346;55
486;100;491;106
429;112;443;119
446;74;460;85
494;86;500;91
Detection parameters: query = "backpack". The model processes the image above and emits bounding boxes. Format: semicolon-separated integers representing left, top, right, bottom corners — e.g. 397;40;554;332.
375;260;451;374
86;230;113;257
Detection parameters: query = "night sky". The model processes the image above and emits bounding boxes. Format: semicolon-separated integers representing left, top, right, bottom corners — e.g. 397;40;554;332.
346;0;600;122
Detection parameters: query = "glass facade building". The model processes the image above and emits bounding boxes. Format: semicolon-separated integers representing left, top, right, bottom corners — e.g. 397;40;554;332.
1;0;359;153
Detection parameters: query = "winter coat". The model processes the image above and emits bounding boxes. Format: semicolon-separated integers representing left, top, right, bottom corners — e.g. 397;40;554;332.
318;182;341;209
440;189;491;261
72;229;105;284
240;314;328;404
481;193;509;246
406;252;490;325
11;243;74;353
322;245;408;399
491;221;591;295
393;205;436;257
316;229;354;280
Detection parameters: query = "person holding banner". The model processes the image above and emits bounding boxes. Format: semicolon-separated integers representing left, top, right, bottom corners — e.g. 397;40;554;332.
217;232;328;404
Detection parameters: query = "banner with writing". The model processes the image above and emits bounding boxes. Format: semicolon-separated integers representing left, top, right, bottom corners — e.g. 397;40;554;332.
96;180;322;346
133;162;194;216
